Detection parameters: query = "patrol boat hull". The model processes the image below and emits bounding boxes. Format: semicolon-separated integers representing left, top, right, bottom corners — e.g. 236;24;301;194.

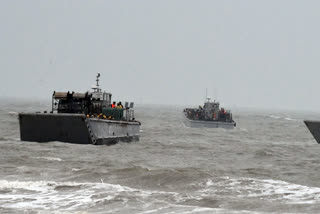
304;120;320;144
19;113;140;145
183;113;236;129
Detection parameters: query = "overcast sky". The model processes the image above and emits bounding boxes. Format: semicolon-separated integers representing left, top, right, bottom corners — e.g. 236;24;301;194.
1;0;320;110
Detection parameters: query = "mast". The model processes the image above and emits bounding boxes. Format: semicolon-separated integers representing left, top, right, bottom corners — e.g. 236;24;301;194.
206;88;207;100
96;73;100;87
205;88;208;103
93;73;101;93
205;88;211;103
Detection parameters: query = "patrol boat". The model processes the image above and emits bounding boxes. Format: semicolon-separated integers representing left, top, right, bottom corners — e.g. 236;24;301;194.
183;98;236;129
304;120;320;144
19;73;140;145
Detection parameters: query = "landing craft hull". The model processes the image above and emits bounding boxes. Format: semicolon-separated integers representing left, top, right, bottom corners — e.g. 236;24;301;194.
183;113;236;129
19;113;140;145
304;120;320;144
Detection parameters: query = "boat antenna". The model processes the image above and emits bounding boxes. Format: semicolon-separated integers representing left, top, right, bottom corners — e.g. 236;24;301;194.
204;88;211;102
214;87;218;101
205;88;208;102
96;73;100;87
92;73;101;93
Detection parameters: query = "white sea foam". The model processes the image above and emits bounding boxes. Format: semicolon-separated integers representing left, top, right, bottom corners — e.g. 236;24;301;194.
199;177;320;205
268;115;281;119
0;137;20;142
266;115;297;122
0;180;181;211
0;180;136;210
0;178;307;213
284;117;297;121
35;157;64;162
0;179;254;213
8;111;18;116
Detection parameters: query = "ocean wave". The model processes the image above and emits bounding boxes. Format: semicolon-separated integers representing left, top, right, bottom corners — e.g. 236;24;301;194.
264;115;298;122
0;180;182;211
284;117;297;121
0;179;270;213
0;137;20;142
71;168;83;172
0;180;148;210
268;115;281;119
240;128;248;132
8;111;18;116
198;177;320;205
34;157;64;162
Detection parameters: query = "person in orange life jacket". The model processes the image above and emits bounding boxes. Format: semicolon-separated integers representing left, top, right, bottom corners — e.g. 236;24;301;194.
111;101;116;108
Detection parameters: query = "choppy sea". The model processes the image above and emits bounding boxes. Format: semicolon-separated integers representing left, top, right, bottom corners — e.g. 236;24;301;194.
1;98;320;214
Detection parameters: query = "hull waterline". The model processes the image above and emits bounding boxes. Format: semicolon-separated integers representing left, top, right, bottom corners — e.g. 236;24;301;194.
19;113;140;145
183;113;236;129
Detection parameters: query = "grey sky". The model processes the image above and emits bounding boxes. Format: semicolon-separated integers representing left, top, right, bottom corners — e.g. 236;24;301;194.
1;0;320;110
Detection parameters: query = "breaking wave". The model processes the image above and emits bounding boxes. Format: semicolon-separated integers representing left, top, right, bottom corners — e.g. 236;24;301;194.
0;137;20;142
197;177;320;205
0;180;168;211
8;111;18;116
268;115;281;119
265;115;298;122
0;179;278;213
34;157;64;162
284;117;297;121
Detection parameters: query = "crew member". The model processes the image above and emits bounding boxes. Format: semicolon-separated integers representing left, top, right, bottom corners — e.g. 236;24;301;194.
111;101;116;108
116;102;123;109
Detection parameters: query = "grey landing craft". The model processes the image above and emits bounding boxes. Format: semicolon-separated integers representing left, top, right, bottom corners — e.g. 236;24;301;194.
19;73;141;145
183;98;236;129
304;120;320;144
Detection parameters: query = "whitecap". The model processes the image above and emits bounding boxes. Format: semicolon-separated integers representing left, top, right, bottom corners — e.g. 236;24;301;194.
0;179;293;213
284;117;297;121
198;177;320;205
8;111;18;116
0;180;179;211
35;157;64;162
0;180;133;210
268;115;280;119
